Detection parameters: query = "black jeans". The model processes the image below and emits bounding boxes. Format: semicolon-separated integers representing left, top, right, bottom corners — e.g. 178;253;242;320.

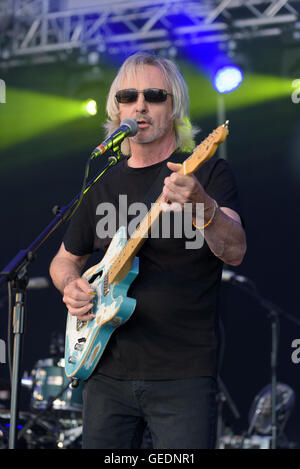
82;373;217;449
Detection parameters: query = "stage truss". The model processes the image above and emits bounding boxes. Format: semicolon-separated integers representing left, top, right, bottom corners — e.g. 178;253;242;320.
0;0;300;66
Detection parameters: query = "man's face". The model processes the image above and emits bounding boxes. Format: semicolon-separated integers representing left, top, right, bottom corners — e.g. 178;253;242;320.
118;65;174;145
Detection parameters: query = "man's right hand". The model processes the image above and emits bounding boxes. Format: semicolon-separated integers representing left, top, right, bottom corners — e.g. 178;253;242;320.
63;277;96;322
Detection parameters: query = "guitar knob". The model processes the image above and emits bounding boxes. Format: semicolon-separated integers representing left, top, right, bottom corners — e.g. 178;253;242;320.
68;356;77;364
74;343;84;351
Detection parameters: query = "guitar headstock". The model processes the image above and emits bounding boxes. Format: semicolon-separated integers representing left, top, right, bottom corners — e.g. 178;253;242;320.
180;121;229;176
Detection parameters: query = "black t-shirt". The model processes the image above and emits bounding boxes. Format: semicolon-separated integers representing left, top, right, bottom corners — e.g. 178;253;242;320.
63;151;242;379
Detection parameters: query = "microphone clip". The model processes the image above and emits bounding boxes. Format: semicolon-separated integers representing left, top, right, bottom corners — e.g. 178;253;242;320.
108;144;123;165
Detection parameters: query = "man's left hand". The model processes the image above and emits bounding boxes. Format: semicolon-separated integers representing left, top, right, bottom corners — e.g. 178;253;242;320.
160;161;212;216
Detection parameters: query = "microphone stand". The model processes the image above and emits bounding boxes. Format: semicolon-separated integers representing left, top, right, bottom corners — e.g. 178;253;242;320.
227;275;300;449
0;147;123;449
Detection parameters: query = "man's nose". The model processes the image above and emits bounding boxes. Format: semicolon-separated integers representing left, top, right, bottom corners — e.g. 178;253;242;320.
135;92;148;113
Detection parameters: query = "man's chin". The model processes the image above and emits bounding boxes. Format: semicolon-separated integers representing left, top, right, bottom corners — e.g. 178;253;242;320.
131;135;156;144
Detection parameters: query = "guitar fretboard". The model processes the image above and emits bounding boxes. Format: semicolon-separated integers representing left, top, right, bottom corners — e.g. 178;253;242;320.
108;194;162;285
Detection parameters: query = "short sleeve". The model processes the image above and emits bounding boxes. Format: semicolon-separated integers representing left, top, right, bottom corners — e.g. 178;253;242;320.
63;195;95;256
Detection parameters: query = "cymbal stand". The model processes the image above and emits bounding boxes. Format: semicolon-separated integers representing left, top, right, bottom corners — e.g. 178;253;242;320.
227;274;300;449
215;375;241;448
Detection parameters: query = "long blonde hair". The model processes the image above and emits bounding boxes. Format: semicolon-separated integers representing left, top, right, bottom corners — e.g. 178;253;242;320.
104;52;198;155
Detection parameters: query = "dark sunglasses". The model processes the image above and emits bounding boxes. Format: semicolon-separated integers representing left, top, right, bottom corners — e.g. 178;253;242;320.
115;88;173;104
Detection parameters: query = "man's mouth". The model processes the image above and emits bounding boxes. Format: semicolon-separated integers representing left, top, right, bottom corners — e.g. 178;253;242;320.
137;120;150;128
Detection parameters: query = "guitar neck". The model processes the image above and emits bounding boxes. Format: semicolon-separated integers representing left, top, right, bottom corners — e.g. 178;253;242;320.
108;122;229;285
108;193;162;285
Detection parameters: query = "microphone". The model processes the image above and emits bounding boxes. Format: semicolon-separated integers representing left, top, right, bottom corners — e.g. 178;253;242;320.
222;269;249;284
91;118;138;158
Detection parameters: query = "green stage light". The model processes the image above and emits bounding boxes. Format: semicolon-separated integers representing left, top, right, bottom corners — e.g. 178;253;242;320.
0;88;99;150
84;99;98;116
186;71;294;118
219;74;293;110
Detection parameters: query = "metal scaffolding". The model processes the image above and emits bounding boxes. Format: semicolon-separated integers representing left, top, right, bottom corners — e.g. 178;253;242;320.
1;0;300;66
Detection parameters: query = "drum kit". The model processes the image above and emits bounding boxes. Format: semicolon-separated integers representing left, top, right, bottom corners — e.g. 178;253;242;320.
0;335;84;449
0;359;297;449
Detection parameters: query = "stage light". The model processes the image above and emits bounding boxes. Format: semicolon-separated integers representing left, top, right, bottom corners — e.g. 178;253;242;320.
85;99;98;116
213;66;243;93
0;88;91;151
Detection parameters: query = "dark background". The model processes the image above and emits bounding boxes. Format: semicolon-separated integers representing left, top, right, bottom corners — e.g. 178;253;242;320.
0;38;300;447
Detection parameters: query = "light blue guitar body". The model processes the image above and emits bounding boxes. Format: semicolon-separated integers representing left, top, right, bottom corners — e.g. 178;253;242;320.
64;226;139;380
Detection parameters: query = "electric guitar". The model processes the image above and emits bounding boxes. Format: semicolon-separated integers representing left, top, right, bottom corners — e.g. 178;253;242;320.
64;122;229;380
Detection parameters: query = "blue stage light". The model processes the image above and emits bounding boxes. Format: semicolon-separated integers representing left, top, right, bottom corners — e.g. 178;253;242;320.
213;66;243;93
